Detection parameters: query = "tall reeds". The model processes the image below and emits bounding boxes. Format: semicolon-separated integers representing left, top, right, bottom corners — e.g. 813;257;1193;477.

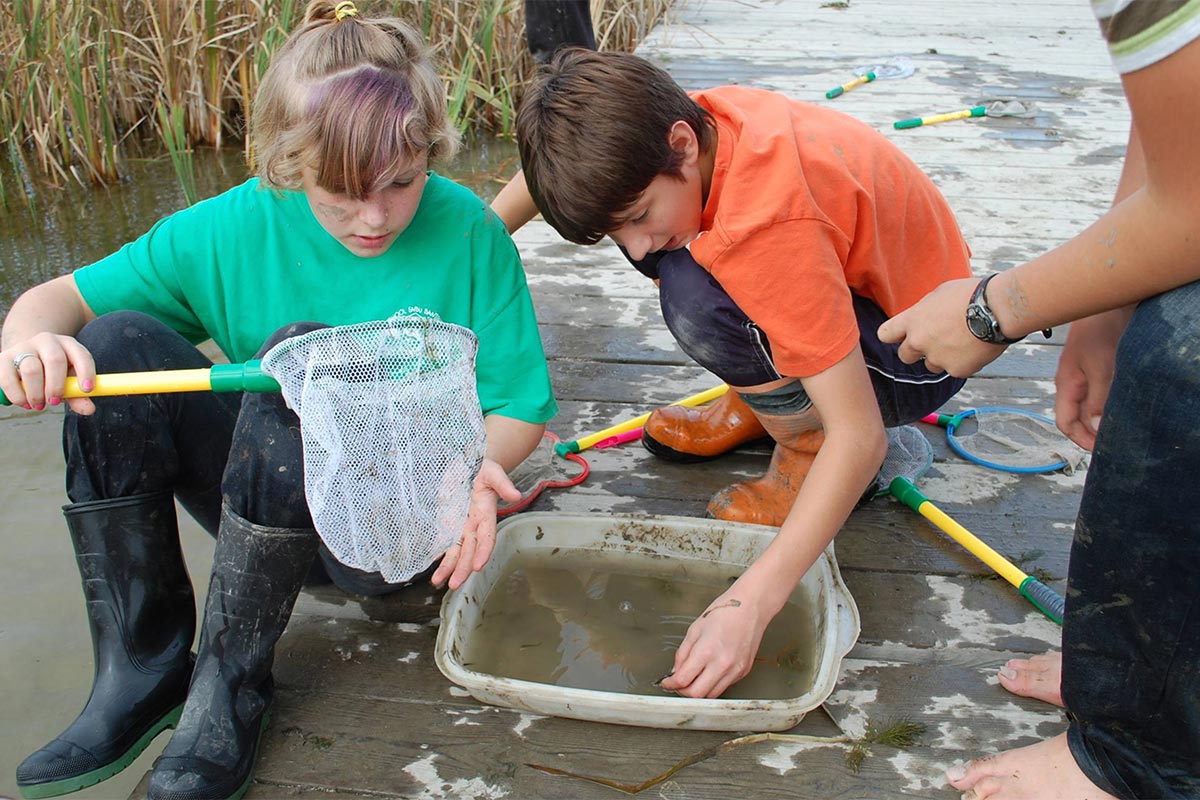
0;0;673;205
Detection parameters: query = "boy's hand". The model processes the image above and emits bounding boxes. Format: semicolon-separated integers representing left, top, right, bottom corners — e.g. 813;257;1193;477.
432;458;521;590
0;333;97;415
1054;309;1129;451
659;587;769;698
877;277;1005;377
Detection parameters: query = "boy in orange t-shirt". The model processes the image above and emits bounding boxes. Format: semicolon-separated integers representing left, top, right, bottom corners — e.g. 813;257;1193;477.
497;48;970;699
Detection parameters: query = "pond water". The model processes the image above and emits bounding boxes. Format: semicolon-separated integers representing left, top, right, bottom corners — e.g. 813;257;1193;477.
0;139;521;315
463;547;819;700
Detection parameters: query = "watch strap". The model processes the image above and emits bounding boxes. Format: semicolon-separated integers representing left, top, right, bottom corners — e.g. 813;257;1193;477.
968;273;1024;344
967;273;1054;344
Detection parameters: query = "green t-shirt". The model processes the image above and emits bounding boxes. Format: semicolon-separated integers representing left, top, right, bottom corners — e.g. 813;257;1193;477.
74;175;557;423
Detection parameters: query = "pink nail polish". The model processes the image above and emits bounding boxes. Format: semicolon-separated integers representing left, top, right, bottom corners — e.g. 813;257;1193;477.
22;404;32;410
48;397;61;406
81;380;94;392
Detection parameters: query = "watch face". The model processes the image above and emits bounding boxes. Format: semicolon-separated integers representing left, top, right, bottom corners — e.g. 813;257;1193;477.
966;307;992;340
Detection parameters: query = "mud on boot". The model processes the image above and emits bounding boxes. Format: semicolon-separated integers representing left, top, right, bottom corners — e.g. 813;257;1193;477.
706;424;825;528
148;505;318;800
16;492;195;800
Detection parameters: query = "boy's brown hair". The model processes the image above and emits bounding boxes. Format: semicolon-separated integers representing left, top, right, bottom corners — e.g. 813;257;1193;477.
517;48;714;244
252;0;459;198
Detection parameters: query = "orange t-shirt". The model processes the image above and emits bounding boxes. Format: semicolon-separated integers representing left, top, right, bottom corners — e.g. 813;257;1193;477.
687;86;971;377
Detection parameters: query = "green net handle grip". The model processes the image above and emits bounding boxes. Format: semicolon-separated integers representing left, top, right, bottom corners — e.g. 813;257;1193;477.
0;361;279;406
210;361;279;393
889;476;927;510
1019;576;1065;625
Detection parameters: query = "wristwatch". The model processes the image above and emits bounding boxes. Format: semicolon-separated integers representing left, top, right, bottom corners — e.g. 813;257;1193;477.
965;273;1051;344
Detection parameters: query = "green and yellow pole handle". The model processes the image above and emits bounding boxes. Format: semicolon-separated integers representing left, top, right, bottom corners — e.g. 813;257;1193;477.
555;384;730;457
894;105;987;130
889;476;1065;625
825;71;876;99
0;361;280;406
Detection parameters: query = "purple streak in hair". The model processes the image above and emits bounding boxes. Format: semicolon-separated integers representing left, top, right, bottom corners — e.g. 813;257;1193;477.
307;67;419;196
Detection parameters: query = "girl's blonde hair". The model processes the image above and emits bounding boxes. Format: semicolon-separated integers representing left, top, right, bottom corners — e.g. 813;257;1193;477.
252;0;459;197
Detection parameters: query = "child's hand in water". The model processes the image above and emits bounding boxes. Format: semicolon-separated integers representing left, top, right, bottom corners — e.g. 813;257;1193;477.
432;458;521;590
659;585;770;698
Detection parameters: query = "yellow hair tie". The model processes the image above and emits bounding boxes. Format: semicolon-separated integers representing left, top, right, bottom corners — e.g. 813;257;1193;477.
334;1;358;21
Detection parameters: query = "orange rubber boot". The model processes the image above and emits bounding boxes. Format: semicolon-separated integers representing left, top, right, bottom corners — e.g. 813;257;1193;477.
641;391;769;463
705;413;825;527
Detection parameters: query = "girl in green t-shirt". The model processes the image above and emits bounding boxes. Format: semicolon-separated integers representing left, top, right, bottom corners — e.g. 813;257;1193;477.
2;4;555;799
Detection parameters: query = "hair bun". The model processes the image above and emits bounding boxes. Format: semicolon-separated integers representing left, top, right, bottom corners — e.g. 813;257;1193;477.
302;0;352;25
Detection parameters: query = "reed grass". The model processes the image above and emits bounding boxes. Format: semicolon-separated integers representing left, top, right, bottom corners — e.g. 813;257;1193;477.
0;0;673;204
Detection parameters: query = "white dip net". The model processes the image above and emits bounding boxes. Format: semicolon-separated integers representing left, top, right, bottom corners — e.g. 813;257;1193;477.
261;313;486;583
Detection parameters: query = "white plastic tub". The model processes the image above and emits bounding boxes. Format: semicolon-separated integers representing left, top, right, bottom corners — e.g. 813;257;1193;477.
435;512;859;731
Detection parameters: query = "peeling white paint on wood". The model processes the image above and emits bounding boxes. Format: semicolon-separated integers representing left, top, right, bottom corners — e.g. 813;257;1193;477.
923;692;1065;745
887;749;957;793
925;576;1062;648
401;753;510;799
914;466;1022;505
511;711;547;736
757;739;850;774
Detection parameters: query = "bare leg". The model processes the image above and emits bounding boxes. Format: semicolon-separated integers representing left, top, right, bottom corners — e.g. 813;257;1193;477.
998;652;1063;707
946;734;1118;800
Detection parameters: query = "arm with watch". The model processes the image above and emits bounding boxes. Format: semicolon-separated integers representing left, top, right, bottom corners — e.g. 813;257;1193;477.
878;95;1200;383
878;136;1195;383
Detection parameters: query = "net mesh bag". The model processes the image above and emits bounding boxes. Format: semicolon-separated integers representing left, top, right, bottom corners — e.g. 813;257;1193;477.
873;424;934;496
951;409;1088;473
261;313;486;583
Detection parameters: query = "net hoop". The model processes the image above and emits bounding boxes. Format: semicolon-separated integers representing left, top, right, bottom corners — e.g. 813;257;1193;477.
945;407;1072;474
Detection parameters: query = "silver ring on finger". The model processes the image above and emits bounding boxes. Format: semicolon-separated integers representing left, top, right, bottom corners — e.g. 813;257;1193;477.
12;352;38;370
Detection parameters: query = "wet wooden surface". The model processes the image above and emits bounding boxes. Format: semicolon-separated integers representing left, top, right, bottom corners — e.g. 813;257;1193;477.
0;0;1129;798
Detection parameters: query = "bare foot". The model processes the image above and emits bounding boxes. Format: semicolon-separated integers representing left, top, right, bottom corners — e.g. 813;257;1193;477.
998;652;1063;707
946;733;1118;799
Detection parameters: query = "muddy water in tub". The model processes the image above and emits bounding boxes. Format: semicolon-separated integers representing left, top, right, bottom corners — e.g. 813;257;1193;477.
462;549;819;699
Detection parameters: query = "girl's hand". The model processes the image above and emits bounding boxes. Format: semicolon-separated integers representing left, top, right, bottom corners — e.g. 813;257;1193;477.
432;458;521;590
0;333;97;415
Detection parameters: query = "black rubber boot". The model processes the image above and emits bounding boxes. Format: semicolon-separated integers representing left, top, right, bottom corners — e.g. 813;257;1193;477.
16;492;195;799
148;505;318;800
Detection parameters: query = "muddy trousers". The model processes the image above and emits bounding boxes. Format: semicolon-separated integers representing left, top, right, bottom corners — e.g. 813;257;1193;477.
65;311;404;593
523;0;594;63
1063;280;1200;799
54;311;398;796
67;311;310;534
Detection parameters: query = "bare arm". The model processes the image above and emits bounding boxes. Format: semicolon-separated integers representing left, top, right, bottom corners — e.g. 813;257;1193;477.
432;413;547;588
662;348;887;698
991;44;1200;333
0;275;98;413
1051;122;1144;450
489;170;541;234
878;37;1200;376
481;413;546;472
